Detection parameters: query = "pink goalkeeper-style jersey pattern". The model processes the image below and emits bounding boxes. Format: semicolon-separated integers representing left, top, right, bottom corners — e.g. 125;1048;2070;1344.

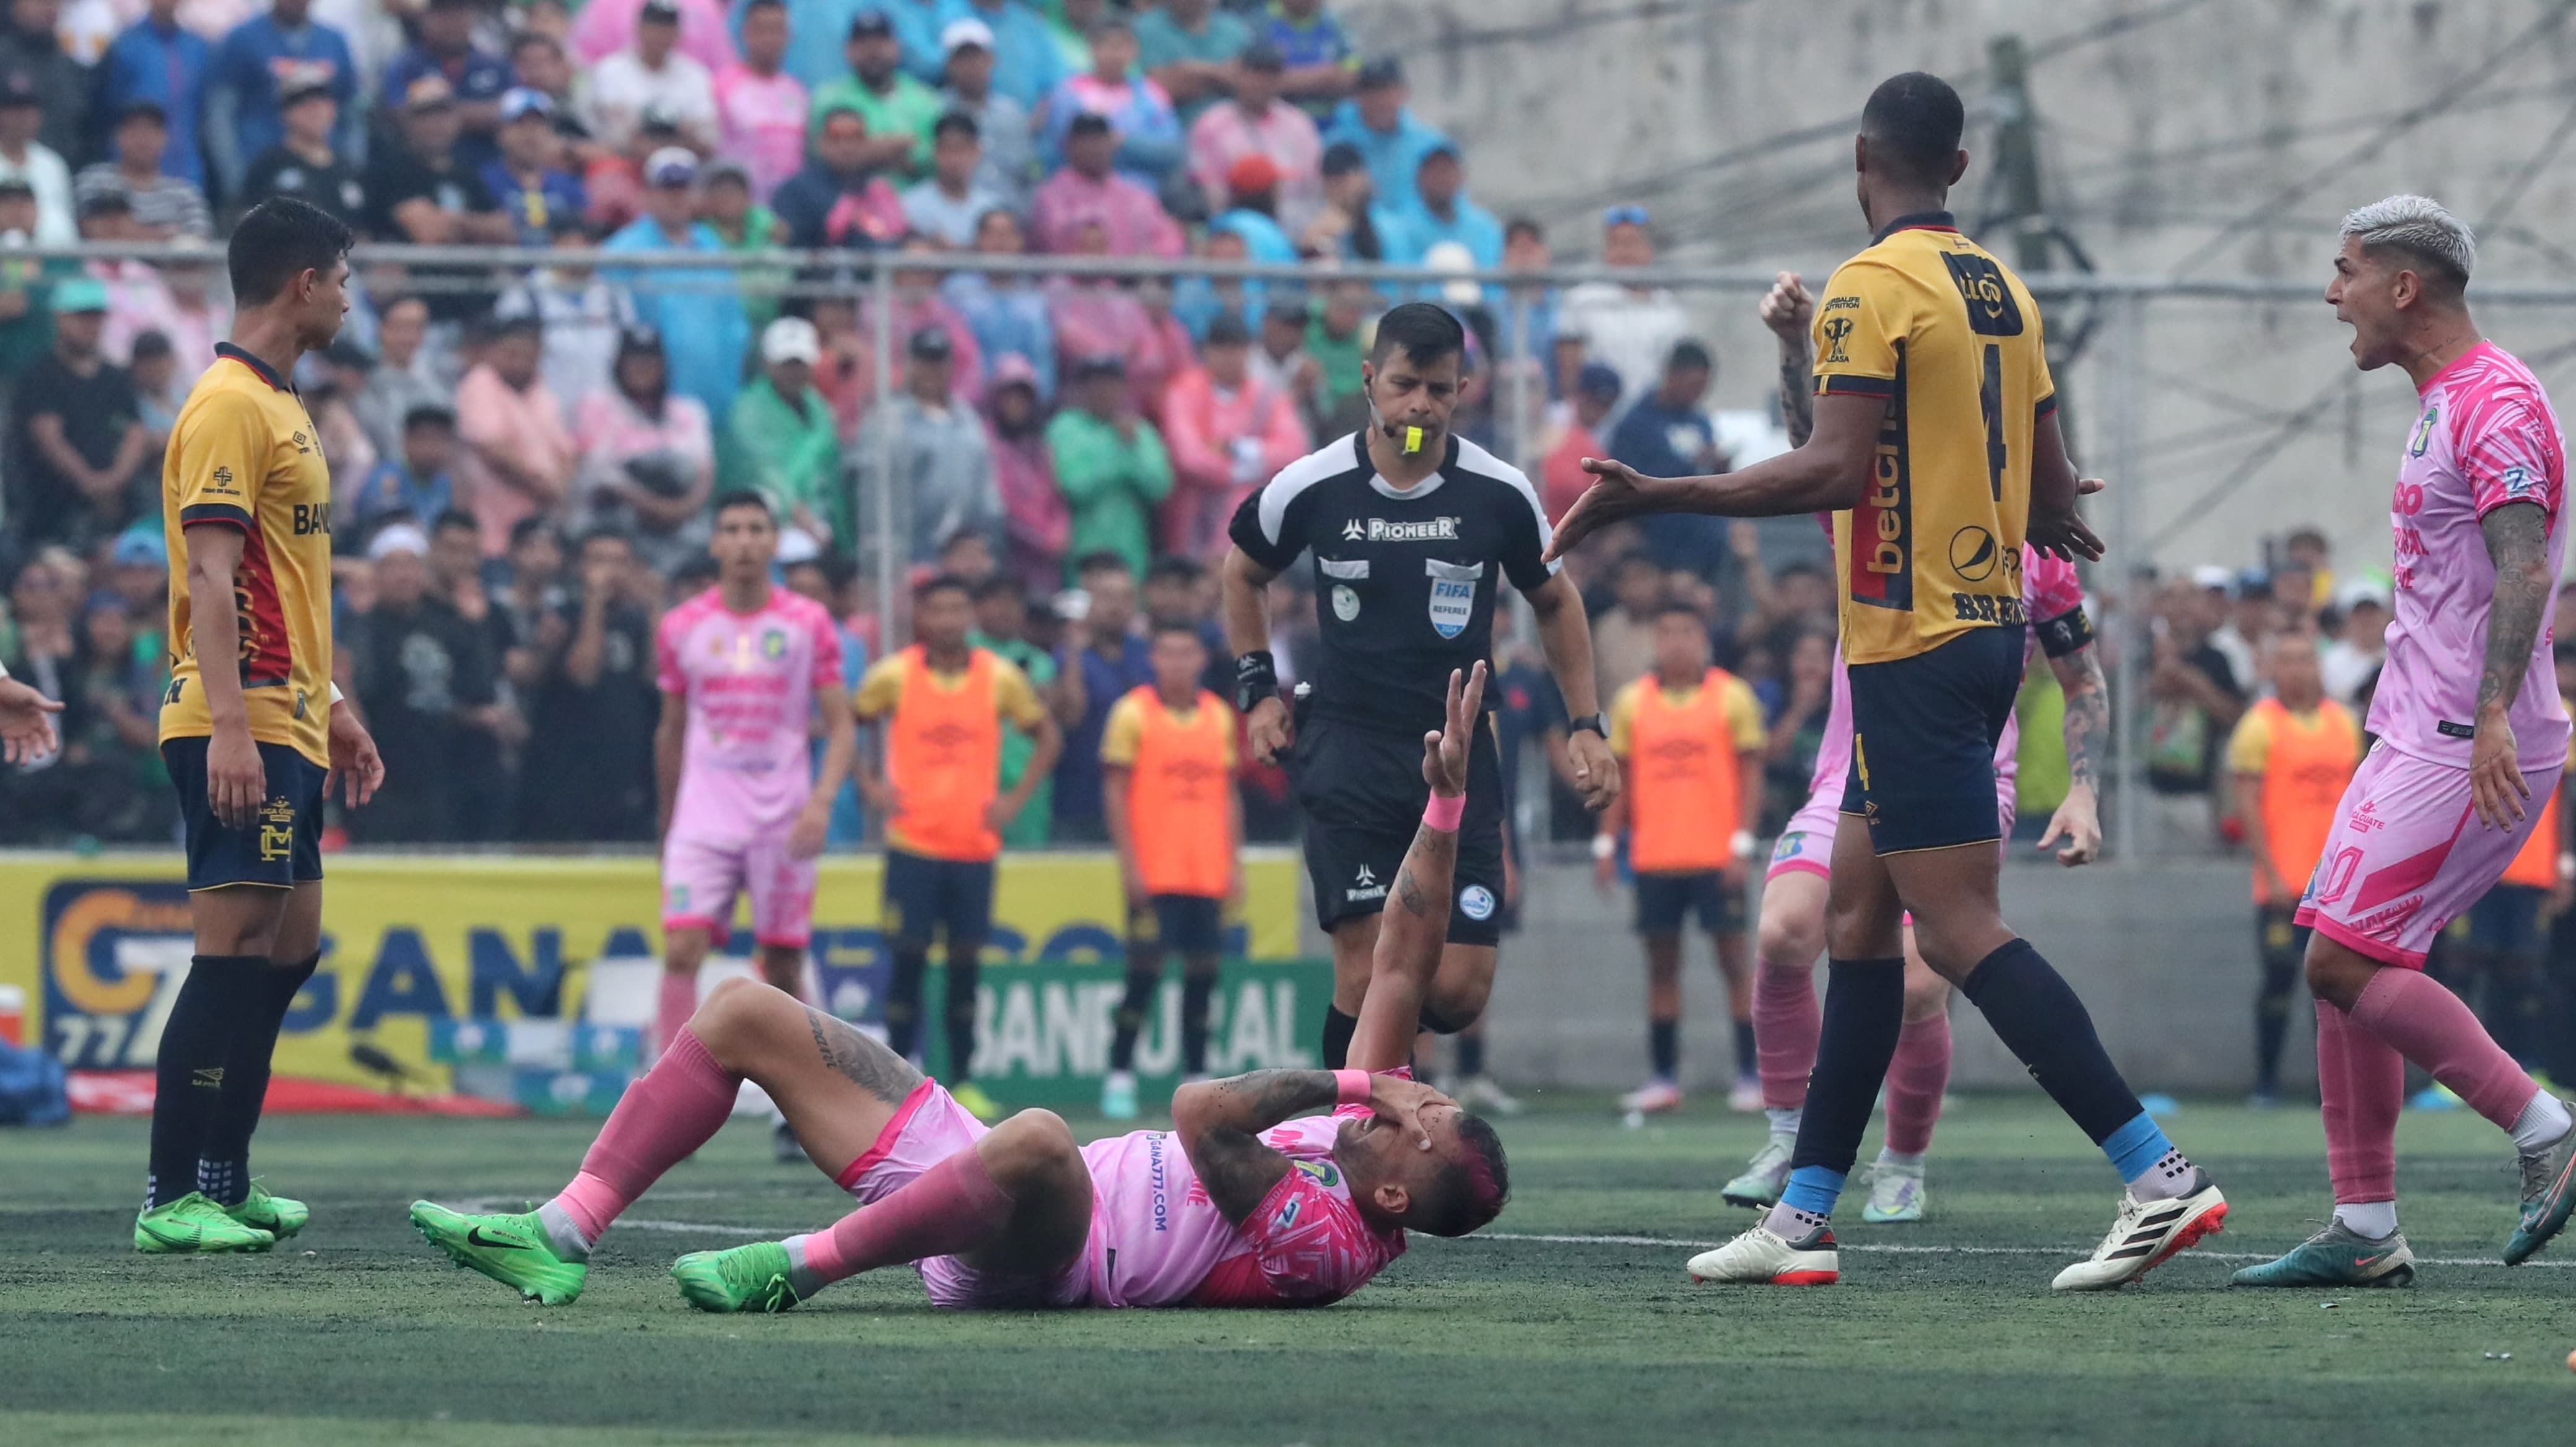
1077;1103;1404;1308
654;587;842;842
2375;341;2572;772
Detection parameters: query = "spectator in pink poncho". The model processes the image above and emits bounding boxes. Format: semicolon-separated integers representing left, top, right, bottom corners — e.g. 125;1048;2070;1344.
1030;111;1181;258
1158;312;1310;560
984;354;1069;593
568;0;734;72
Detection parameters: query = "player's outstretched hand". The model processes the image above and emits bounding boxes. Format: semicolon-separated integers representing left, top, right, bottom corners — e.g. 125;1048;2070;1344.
1422;662;1487;798
1246;694;1294;766
2470;714;2530;829
2037;787;2102;867
0;676;63;765
1758;271;1812;342
2028;502;2104;563
326;697;385;810
1544;458;1654;563
1367;1072;1458;1152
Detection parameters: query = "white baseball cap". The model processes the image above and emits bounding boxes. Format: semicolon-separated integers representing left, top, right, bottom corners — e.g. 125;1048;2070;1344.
367;523;430;561
941;16;995;53
762;316;822;366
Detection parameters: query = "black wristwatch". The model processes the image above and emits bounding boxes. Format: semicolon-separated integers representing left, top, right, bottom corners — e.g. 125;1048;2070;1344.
1567;713;1608;739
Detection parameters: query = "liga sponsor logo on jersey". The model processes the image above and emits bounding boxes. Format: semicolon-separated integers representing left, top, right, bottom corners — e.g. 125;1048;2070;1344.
1341;516;1463;543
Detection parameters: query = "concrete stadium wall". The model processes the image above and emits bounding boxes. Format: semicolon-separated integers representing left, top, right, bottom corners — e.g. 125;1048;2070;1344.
1434;858;2311;1096
1339;0;2576;575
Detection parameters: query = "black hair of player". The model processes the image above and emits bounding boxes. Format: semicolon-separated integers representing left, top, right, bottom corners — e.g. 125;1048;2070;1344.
1368;301;1467;369
1413;1113;1511;1238
971;574;1027;605
430;509;478;539
914;572;975;603
1074;549;1133;580
1858;71;1965;186
228;196;352;306
933;110;978;144
710;488;775;523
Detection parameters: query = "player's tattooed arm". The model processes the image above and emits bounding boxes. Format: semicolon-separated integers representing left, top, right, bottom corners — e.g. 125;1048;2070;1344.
1777;335;1815;448
802;1005;923;1106
2478;501;2551;719
1189;1126;1296;1226
1391;822;1457;917
1173;1069;1333;1221
2052;646;2110;791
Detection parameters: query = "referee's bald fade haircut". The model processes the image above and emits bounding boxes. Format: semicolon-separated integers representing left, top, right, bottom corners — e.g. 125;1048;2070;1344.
1369;300;1468;369
229;196;354;305
1860;71;1966;187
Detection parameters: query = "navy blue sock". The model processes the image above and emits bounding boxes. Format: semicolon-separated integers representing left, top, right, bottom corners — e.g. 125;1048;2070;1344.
1456;1032;1485;1078
1321;1005;1359;1070
1959;938;2146;1147
1648;1019;1679;1081
1783;957;1907;1215
1732;1018;1758;1080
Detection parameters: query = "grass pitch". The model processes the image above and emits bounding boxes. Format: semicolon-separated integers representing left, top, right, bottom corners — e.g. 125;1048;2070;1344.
4;1095;2574;1446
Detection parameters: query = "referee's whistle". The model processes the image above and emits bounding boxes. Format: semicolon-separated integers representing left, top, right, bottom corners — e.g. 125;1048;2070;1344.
1403;426;1425;454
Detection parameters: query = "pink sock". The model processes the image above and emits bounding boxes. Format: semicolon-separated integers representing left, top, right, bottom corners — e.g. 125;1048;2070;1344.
2315;998;2401;1202
653;971;700;1060
1881;1011;1951;1156
798;1144;1016;1285
2347;967;2542;1130
1752;955;1821;1111
550;1025;741;1243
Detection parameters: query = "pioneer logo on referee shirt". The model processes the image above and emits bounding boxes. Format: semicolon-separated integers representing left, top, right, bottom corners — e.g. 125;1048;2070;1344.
1341;516;1463;543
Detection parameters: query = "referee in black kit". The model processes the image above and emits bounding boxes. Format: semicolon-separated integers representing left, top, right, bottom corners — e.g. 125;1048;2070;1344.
1222;302;1617;1067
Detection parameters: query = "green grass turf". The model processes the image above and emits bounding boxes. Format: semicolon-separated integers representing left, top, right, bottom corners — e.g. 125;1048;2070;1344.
5;1096;2574;1446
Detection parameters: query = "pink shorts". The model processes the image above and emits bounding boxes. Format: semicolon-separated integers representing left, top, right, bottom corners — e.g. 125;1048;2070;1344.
1764;776;2018;883
661;827;819;948
2295;744;2561;969
834;1079;1089;1310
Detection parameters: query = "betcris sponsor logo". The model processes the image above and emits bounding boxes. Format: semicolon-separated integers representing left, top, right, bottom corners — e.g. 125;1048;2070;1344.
1852;403;1912;611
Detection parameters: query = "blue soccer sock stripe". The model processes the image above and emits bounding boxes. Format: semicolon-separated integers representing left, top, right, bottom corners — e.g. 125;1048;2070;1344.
1781;1165;1847;1216
2102;1112;2174;1186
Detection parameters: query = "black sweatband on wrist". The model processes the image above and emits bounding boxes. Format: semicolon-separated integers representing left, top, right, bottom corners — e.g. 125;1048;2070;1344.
1234;650;1279;713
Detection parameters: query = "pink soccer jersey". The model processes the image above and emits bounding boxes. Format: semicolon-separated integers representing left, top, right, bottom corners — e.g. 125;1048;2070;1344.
654;587;843;842
2375;341;2572;772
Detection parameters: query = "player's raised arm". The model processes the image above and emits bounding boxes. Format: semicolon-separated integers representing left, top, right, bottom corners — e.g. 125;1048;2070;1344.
1546;394;1887;562
1347;662;1486;1069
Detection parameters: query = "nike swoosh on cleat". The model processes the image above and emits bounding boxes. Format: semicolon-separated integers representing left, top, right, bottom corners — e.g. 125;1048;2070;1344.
465;1228;531;1251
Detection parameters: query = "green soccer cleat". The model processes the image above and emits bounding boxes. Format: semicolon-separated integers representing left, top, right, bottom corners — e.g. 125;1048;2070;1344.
672;1242;803;1314
134;1192;277;1254
2504;1103;2576;1266
2230;1220;2416;1288
409;1200;587;1305
948;1080;1003;1123
224;1179;309;1240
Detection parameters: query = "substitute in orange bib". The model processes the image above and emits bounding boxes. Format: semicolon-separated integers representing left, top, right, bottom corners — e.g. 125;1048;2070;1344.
1098;620;1243;1120
137;198;383;1256
2226;631;2362;1104
853;574;1061;1122
1596;603;1767;1114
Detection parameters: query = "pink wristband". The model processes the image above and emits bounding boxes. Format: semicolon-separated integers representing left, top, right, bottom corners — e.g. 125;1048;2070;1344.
1422;792;1465;831
1333;1069;1374;1107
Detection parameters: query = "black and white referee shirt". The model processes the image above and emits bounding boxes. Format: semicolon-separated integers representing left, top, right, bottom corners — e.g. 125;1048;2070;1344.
1227;431;1558;734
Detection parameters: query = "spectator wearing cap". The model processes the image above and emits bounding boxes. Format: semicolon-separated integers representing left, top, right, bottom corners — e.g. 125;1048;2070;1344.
76;103;212;240
1187;40;1321;234
603;147;752;420
572;323;716;576
1256;0;1356;121
207;0;360;199
769;102;905;249
1159;312;1308;560
1041;17;1183;188
901;110;1004;247
1030;111;1182;258
496;224;643;409
570;0;734;76
713;0;806;201
943;206;1055;403
237;73;364;227
1401;142;1502;282
1046;352;1171;582
853;323;1001;564
383;0;516;166
1541;360;1621;523
1608;339;1731;577
483;89;589;245
588;0;720;152
9;277;148;552
981;353;1064;590
1559;203;1688;424
0;65;69;245
94;0;212;189
2322;577;2391;706
509;30;596;155
723;315;843;546
937;17;1032;212
0;0;86;159
456;313;579;556
1299;139;1412;266
1320;57;1450;215
1211;154;1299;263
366;74;516;331
809;9;942;180
353;403;460;534
950;0;1068;113
1134;0;1250;126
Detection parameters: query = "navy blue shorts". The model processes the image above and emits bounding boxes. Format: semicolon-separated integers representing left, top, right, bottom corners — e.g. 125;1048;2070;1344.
2461;883;2549;957
1840;625;2025;855
883;849;996;951
1129;893;1225;956
163;736;327;891
1634;870;1746;936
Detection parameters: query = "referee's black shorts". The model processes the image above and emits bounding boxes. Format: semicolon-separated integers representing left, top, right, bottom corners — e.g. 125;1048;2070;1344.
1290;706;1506;949
1839;624;2024;855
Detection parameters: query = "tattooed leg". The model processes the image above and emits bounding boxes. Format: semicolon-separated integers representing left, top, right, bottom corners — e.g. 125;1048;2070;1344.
690;978;923;1174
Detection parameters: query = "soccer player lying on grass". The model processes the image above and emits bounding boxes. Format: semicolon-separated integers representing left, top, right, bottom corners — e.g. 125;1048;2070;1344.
409;663;1509;1311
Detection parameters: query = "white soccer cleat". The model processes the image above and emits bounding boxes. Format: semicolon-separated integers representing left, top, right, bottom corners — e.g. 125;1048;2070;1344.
2050;1172;2229;1292
1620;1080;1683;1114
1726;1077;1764;1114
1860;1158;1926;1223
1721;1135;1795;1208
1686;1222;1839;1285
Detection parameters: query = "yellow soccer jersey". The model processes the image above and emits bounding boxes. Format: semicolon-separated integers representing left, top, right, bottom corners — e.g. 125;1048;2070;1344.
1812;211;2056;665
158;343;336;767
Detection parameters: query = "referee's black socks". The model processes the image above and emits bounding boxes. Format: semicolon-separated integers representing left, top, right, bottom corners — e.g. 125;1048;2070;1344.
1320;1005;1359;1070
145;955;265;1210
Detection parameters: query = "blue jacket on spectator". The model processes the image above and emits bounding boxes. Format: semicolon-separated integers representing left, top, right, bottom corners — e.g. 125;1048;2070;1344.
1400;190;1503;305
96;17;212;188
209;12;362;196
354;458;455;533
1608;395;1728;576
881;0;951;85
1320;100;1448;215
482;161;587;246
604;214;752;424
1212;207;1299;264
942;270;1056;404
